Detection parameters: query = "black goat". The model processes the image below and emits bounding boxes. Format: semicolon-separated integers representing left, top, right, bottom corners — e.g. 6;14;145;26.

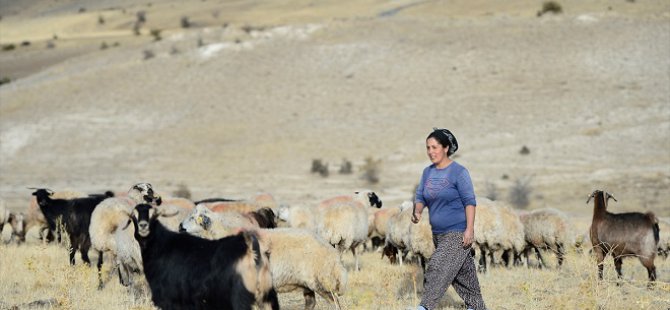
130;203;279;310
587;190;660;283
31;188;111;265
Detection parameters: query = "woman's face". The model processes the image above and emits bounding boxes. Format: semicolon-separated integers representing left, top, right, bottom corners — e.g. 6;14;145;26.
426;137;448;165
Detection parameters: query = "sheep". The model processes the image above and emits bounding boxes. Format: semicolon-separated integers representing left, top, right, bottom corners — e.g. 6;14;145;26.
129;203;278;310
178;204;260;239
180;215;348;310
0;200;24;244
383;201;434;271
256;228;347;310
517;208;573;269
472;198;525;272
153;197;196;232
657;218;670;258
587;190;659;283
276;204;318;231
31;188;112;265
89;182;161;289
317;202;368;271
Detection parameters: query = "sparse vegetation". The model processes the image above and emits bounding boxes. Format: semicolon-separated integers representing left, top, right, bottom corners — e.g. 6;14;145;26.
172;183;192;199
46;41;55;49
20;41;30;47
538;1;563;16
98;15;105;25
100;42;108;50
143;50;155;60
339;158;353;174
360;157;381;184
150;29;162;41
509;176;533;209
485;181;498;201
310;159;329;177
519;145;530;155
180;16;191;28
0;77;11;86
2;44;15;51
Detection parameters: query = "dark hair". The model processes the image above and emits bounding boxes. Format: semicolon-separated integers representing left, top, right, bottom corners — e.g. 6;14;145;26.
427;128;459;156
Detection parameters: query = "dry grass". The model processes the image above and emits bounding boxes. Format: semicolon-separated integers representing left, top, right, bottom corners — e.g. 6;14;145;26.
2;243;669;309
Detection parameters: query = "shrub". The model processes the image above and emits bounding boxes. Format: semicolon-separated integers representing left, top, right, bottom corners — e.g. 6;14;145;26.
519;146;530;155
172;183;192;200
100;42;108;50
310;159;329;177
143;50;155;60
0;77;11;86
150;29;162;41
360;157;381;184
98;15;105;25
2;44;15;51
339;158;353;174
180;16;191;28
485;181;498;201
537;1;563;16
509;177;533;209
46;41;55;49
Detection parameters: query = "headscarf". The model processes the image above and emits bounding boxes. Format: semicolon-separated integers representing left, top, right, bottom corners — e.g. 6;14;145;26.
429;127;459;156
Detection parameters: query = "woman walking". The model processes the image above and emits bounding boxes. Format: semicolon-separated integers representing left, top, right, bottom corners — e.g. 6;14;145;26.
411;128;486;310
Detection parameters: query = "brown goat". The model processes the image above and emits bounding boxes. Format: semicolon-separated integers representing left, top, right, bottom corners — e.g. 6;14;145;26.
587;190;659;283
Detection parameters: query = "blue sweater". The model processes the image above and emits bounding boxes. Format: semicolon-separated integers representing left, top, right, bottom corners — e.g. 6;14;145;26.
415;161;477;234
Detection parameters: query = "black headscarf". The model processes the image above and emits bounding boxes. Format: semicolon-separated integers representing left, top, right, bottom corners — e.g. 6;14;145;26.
427;128;459;156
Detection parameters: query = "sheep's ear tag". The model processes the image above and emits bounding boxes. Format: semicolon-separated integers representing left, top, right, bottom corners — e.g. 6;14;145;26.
196;216;203;224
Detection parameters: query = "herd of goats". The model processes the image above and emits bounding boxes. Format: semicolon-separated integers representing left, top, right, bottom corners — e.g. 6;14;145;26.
0;183;668;309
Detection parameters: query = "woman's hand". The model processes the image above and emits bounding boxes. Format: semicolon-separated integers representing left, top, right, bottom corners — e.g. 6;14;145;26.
411;212;421;224
463;227;474;248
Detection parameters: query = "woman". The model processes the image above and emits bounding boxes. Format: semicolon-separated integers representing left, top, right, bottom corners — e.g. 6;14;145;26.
411;128;486;310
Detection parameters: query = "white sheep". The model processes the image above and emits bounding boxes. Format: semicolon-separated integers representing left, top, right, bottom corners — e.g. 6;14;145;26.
657;218;670;259
518;207;573;269
89;183;160;289
178;204;259;239
154;197;196;232
472;198;525;271
276;204;318;231
258;228;347;310
317;199;369;271
383;201;434;268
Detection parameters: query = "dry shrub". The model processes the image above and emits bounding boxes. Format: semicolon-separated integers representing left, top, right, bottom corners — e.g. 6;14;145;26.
538;1;563;16
339;158;353;174
310;159;329;177
172;183;192;200
509;176;532;209
360;157;382;184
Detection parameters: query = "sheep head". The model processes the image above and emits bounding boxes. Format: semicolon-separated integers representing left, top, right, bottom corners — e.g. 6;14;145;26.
179;205;212;234
128;183;162;206
355;190;383;208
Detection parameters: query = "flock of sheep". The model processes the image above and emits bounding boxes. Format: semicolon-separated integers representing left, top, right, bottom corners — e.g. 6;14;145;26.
1;184;669;309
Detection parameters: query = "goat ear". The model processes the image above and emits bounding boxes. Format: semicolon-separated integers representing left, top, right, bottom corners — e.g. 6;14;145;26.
606;193;618;202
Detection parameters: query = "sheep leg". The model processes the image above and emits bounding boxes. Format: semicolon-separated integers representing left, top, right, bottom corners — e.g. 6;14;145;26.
97;251;104;289
478;248;487;272
303;289;316;310
533;246;546;269
68;235;77;265
351;246;360;271
556;243;565;267
80;237;92;265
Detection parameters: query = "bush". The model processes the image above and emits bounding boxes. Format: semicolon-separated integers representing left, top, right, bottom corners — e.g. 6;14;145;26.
519;146;530;155
181;16;191;28
485;181;498;201
360;157;381;184
0;77;11;86
2;44;15;51
311;159;329;177
172;183;192;200
339;158;353;174
150;29;162;41
509;177;533;209
143;50;155;60
537;1;563;16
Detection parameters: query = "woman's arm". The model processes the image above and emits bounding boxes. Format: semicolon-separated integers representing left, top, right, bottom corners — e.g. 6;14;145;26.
463;205;475;247
412;202;425;224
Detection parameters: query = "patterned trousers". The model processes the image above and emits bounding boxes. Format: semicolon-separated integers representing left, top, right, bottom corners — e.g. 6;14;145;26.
420;231;486;310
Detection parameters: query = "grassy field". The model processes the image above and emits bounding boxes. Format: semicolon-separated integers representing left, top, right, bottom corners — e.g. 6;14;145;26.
1;241;669;310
